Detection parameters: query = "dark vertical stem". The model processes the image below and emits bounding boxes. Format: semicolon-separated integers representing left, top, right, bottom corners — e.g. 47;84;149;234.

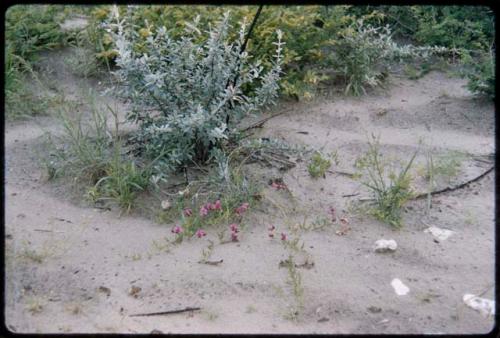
225;5;264;125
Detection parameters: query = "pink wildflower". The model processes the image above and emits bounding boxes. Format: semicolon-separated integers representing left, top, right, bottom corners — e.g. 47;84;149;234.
171;225;183;234
235;202;249;215
281;232;287;241
183;208;193;217
195;229;207;238
199;206;209;217
329;207;337;222
229;223;239;233
268;225;276;231
231;231;239;242
271;182;287;190
213;199;222;211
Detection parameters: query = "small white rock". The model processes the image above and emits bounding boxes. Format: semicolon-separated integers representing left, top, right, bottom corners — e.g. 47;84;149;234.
463;294;495;317
374;239;397;253
424;226;454;241
391;278;410;296
160;200;171;210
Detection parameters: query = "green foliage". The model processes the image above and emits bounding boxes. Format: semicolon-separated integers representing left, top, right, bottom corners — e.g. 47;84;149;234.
5;5;65;61
5;5;67;119
412;6;494;51
92;148;151;213
46;94;113;184
307;151;334;178
355;135;417;228
460;50;495;99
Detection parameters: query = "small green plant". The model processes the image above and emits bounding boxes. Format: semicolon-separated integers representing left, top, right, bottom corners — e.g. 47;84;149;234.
308;151;335;179
93;148;151;213
283;254;304;321
46;92;113;184
199;240;215;263
64;46;101;78
355;135;417;227
245;305;257;313
422;151;465;184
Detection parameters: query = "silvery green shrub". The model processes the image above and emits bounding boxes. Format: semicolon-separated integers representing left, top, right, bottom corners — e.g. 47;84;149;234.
105;7;284;174
332;20;459;95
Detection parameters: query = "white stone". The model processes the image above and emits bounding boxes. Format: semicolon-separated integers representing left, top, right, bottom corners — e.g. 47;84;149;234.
374;239;397;253
391;278;410;296
424;226;454;241
463;294;495;317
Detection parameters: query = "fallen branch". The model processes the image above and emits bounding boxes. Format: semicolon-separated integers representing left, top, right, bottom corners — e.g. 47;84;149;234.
198;259;223;266
129;307;201;317
360;165;494;202
240;109;291;132
34;229;64;233
413;165;494;200
327;169;356;178
342;193;360;198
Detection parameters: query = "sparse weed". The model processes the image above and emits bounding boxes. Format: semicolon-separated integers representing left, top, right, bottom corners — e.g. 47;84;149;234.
64;46;101;78
308;151;336;179
199;240;215;263
150;238;171;253
355;135;417;227
245;305;257;313
202;310;219;321
47;92;113;183
25;296;45;314
283;254;304;321
65;302;83;315
419;150;465;185
93;147;151;213
17;241;52;264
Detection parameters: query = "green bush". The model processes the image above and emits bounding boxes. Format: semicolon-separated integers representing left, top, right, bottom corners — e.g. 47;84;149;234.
355;135;417;228
5;5;67;119
107;9;284;175
461;50;495;99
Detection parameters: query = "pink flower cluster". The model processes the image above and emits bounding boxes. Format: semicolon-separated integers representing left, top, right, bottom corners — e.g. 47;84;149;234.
271;182;287;190
267;225;286;241
199;200;222;217
229;223;239;242
235;202;249;216
268;224;275;238
196;229;207;238
171;225;183;234
183;208;193;217
329;207;337;222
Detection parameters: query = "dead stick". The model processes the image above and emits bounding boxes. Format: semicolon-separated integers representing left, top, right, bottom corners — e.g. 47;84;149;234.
198;259;224;266
327;170;356;177
34;229;64;233
240;110;290;132
413;165;494;200
360;166;494;202
129;307;201;317
342;193;360;198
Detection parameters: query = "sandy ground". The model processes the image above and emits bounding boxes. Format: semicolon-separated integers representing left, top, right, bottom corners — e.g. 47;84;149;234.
4;46;495;333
